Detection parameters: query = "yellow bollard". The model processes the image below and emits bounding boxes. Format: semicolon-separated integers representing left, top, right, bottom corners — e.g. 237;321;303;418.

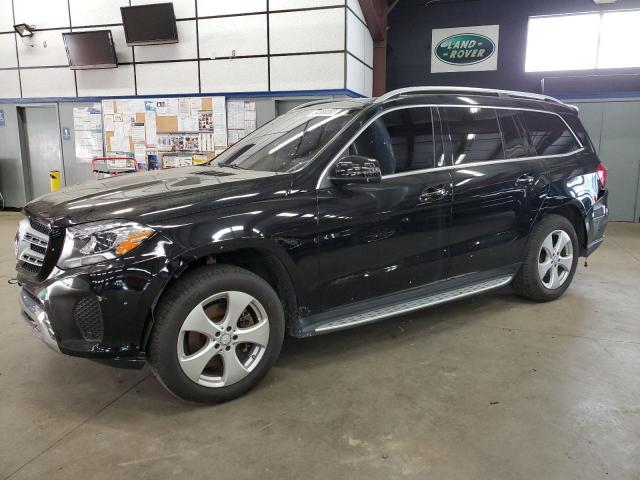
50;170;61;192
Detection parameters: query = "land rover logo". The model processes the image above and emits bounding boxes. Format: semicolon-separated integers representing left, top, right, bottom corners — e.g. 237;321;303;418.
435;33;495;66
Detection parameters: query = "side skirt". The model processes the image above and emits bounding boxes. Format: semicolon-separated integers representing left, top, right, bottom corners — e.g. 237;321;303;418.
292;267;518;337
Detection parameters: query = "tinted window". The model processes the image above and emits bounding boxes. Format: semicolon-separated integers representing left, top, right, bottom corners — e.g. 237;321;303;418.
214;106;357;172
563;114;594;153
443;107;504;165
496;109;535;159
349;107;436;175
521;111;581;156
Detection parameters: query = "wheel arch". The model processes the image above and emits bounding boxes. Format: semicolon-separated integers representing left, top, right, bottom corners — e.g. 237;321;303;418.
541;201;588;256
141;240;303;349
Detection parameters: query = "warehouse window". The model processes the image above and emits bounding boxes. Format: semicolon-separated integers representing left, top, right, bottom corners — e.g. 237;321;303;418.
525;10;640;72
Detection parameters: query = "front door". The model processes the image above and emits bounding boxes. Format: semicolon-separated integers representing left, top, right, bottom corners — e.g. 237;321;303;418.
316;106;452;310
442;106;550;278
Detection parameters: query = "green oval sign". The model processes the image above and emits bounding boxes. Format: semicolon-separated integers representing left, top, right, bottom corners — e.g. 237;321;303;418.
435;33;495;66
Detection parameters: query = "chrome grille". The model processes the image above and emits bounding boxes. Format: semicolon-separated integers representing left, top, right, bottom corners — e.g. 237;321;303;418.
16;217;51;273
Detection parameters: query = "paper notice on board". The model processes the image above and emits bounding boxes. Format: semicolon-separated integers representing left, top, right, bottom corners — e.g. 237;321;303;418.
103;114;114;132
179;98;191;116
134;144;146;164
131;123;146;143
190;97;202;112
145;112;157;145
227;100;245;129
110;136;130;153
102;101;115;115
167;98;179;115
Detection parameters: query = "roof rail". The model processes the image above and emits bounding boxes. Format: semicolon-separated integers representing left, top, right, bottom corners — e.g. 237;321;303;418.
374;86;565;106
291;98;336;111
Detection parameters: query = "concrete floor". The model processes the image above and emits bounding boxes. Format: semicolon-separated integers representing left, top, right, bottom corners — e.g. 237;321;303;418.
0;211;639;479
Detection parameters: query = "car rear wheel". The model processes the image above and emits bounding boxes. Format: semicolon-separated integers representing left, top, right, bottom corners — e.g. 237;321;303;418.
512;214;579;302
148;265;285;403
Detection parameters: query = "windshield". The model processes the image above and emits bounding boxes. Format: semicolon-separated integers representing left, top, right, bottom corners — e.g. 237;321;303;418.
212;106;359;173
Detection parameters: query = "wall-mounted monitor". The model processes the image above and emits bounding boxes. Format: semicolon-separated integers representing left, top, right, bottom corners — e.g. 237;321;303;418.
62;30;118;70
121;3;179;46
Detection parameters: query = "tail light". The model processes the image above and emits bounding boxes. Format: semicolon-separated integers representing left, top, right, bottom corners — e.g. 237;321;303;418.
596;162;607;189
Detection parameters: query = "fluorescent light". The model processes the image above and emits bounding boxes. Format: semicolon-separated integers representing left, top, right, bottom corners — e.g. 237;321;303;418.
455;154;466;165
525;14;601;72
467;133;476;141
598;11;640;69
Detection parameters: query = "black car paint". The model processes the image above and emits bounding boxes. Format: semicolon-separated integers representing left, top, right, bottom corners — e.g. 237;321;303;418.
17;94;608;367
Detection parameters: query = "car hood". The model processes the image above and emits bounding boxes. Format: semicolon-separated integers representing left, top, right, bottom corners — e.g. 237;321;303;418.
24;166;290;228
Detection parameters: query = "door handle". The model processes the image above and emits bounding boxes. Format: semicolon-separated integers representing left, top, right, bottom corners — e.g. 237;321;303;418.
419;185;448;203
516;174;535;186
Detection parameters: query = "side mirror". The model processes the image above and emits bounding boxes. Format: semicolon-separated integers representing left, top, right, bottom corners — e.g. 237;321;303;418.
330;155;382;185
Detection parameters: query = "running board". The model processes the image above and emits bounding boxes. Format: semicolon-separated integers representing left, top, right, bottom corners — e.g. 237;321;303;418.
312;275;514;335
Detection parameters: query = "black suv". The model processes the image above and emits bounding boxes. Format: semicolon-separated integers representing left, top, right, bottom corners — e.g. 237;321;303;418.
16;87;609;403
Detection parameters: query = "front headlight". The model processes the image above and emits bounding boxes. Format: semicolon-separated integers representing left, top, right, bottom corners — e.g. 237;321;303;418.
58;220;155;269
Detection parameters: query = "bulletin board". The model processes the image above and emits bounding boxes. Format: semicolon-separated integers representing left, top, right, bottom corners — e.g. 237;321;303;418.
101;96;257;169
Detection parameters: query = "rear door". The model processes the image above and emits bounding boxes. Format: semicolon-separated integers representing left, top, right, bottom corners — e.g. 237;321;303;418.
316;106;452;310
443;106;549;278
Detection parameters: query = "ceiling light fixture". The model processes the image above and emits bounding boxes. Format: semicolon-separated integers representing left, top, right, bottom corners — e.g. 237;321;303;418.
14;23;35;37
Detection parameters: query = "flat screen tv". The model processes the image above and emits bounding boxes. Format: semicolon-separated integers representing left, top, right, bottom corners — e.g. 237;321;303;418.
62;30;118;69
121;3;179;46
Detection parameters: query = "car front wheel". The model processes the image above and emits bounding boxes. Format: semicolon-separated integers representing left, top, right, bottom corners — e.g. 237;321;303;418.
148;265;285;403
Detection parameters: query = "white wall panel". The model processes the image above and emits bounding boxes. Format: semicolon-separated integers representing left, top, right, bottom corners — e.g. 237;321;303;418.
364;30;373;66
270;0;344;10
364;64;372;97
271;53;344;91
200;57;268;93
14;0;69;30
197;0;266;16
74;26;132;63
346;10;365;62
270;8;345;54
134;20;197;62
76;65;135;97
21;67;76;97
0;0;14;32
130;0;195;19
0;33;17;68
346;0;365;23
346;54;364;95
199;15;267;58
17;29;69;67
0;69;21;98
136;61;199;95
70;0;129;27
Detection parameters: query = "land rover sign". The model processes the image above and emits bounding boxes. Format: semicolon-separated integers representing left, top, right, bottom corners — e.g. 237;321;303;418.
431;25;499;73
435;34;495;65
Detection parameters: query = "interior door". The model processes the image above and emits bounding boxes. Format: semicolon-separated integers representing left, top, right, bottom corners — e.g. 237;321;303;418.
20;106;64;201
443;106;549;278
316;106;452;310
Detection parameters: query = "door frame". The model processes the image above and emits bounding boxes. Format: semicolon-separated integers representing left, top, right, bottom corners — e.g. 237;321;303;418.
17;103;65;202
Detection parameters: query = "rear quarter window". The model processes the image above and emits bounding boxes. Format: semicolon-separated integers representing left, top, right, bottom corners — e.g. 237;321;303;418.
562;113;595;154
521;111;582;156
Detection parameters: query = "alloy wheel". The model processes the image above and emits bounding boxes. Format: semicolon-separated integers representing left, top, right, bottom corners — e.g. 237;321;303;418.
177;291;270;388
538;229;573;290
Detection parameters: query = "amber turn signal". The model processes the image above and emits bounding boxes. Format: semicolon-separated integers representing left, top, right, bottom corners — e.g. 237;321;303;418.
114;230;155;255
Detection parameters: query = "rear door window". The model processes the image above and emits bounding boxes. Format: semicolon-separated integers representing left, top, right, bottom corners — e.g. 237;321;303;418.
521;111;582;156
442;107;504;165
496;109;536;159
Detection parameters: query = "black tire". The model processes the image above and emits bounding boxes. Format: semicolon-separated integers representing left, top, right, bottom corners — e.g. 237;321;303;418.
148;264;285;404
512;214;579;302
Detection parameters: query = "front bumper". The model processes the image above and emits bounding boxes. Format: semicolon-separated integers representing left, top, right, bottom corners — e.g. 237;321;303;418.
19;289;60;353
17;234;181;367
